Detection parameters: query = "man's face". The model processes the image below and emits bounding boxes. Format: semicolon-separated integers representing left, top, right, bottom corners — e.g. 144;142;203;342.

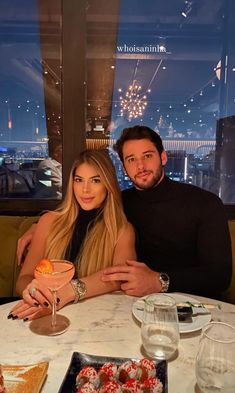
122;139;167;190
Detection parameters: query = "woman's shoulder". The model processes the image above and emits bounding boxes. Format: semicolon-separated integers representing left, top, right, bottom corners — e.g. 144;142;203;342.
118;221;135;240
37;211;59;228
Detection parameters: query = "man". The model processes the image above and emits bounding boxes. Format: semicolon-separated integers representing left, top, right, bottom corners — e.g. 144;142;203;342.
101;125;232;299
18;125;232;299
35;138;62;199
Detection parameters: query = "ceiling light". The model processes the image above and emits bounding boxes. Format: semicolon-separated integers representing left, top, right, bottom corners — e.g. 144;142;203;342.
159;44;166;52
119;80;148;120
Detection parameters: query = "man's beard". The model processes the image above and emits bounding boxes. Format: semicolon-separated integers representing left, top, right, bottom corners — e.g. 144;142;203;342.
132;167;164;190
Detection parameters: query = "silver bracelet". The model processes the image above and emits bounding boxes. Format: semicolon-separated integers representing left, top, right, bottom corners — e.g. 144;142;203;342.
71;279;87;303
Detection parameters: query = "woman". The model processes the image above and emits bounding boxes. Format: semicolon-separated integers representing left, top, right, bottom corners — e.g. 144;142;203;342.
9;149;136;321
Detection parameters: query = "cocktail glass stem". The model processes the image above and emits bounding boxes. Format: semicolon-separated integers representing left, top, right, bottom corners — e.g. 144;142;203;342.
51;290;57;327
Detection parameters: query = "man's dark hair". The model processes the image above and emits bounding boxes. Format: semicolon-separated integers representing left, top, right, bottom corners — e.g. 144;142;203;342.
48;137;62;158
114;125;164;162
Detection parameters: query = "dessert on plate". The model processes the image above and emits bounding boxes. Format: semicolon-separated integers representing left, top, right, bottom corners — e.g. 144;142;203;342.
76;366;99;388
99;380;122;393
138;359;156;382
74;358;163;393
118;361;138;384
76;381;98;393
141;377;163;393
122;378;141;393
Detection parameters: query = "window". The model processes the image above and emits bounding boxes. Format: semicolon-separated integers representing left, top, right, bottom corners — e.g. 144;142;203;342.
1;0;235;217
0;0;63;210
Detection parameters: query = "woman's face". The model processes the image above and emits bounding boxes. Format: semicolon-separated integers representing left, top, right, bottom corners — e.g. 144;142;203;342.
73;162;107;210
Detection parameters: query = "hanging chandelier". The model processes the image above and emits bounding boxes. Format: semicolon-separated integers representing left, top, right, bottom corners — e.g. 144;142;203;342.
119;80;148;120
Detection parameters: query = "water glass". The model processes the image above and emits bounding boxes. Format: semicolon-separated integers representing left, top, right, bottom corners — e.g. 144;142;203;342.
195;321;235;393
141;293;180;360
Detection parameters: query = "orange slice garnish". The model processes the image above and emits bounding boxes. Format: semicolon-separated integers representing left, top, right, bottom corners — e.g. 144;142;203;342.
36;258;53;273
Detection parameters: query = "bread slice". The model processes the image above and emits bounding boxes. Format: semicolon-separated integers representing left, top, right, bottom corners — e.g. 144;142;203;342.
1;362;48;393
0;365;6;393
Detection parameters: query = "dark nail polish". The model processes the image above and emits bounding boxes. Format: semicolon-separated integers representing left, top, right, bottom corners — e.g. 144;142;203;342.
23;317;29;322
7;313;13;319
57;298;60;304
34;302;39;307
12;315;18;320
43;301;49;307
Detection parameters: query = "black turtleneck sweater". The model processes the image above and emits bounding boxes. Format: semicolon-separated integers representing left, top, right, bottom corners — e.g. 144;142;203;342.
66;208;99;264
122;176;232;299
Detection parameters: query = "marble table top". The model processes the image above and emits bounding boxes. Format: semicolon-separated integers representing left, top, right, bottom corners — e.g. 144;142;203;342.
0;292;235;393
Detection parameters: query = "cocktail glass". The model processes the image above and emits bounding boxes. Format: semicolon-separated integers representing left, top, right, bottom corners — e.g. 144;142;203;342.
30;259;75;336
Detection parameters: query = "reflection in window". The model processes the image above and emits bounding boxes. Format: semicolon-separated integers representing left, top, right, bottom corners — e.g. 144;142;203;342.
0;0;62;199
35;136;62;199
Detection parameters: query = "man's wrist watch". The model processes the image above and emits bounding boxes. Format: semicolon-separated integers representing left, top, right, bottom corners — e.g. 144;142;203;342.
158;272;170;292
71;279;87;303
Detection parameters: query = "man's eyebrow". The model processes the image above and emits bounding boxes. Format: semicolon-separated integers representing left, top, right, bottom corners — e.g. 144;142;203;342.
124;154;134;160
124;150;156;160
142;150;156;154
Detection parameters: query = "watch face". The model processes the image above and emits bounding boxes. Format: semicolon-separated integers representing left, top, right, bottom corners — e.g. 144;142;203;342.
160;273;169;283
159;272;170;293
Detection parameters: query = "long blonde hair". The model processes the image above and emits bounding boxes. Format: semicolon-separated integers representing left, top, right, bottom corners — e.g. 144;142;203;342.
45;149;128;277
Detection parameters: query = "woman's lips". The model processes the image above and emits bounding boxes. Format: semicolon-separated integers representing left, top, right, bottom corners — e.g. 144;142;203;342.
80;197;94;203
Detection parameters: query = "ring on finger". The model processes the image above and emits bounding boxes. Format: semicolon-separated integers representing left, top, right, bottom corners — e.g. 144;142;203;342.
29;287;37;297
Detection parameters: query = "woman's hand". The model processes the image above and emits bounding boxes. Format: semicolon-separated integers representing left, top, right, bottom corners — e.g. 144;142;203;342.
8;279;75;321
22;279;53;308
7;299;51;321
8;279;54;321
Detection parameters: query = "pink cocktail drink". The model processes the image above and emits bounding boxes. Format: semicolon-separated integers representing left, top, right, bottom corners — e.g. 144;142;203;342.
33;259;75;335
35;260;74;291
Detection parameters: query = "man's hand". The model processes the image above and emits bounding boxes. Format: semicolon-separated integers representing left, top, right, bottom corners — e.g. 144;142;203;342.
101;260;162;296
17;223;37;265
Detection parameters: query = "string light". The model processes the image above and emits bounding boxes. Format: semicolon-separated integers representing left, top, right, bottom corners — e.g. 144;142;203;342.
119;80;148;120
181;1;193;18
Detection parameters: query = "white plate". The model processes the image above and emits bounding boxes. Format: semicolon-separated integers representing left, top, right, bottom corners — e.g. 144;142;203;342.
132;293;211;333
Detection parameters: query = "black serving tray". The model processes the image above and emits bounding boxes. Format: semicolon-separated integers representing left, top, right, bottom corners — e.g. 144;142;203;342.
58;352;168;393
